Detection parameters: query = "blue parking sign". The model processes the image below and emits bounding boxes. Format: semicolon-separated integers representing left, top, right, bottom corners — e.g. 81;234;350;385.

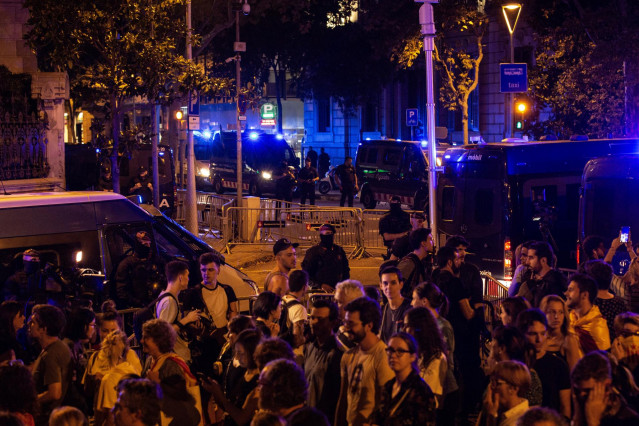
406;108;418;127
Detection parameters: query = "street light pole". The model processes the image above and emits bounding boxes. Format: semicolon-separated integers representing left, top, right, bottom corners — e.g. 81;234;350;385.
234;1;249;209
416;0;439;245
184;0;198;234
502;4;522;139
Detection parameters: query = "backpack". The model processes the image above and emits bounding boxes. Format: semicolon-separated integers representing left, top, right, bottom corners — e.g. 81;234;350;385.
400;253;426;297
133;292;177;343
278;298;303;345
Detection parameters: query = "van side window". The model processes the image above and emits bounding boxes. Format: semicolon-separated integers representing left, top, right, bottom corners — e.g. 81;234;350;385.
382;148;402;167
531;185;557;222
366;148;378;164
442;186;455;221
475;189;493;225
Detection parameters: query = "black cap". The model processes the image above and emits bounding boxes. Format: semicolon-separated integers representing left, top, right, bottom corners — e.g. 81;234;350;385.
273;238;299;255
319;223;336;234
390;196;401;203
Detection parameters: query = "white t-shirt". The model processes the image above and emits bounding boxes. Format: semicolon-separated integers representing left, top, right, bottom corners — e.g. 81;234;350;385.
282;294;308;325
202;285;229;328
155;292;191;361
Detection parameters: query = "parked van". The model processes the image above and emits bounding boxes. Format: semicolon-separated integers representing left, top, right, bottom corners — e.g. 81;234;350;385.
208;131;299;196
579;154;639;273
355;139;447;210
438;138;639;279
0;192;258;309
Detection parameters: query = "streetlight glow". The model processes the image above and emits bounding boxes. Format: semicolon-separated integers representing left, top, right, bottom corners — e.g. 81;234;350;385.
502;3;522;34
517;103;526;113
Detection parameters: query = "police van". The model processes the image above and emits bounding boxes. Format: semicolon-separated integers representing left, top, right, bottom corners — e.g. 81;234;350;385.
579;153;639;272
355;139;447;210
207;131;298;196
438;138;639;280
0;192;258;308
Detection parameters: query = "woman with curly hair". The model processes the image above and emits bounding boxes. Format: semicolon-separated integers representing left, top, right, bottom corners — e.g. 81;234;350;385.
403;307;458;423
252;292;282;337
142;319;202;426
539;294;581;369
90;330;142;425
0;363;37;426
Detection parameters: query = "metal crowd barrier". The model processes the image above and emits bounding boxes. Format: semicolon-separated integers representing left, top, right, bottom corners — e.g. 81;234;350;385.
481;271;510;306
361;209;423;252
222;205;366;258
196;192;236;237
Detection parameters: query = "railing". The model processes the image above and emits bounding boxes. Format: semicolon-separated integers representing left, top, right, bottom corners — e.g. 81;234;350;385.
481;271;510;306
222;204;366;258
0;112;49;181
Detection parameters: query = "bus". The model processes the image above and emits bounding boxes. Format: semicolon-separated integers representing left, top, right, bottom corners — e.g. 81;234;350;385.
437;139;639;280
579;154;639;273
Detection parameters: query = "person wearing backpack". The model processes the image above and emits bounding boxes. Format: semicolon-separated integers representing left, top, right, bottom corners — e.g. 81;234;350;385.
155;260;201;362
280;270;309;348
397;228;434;298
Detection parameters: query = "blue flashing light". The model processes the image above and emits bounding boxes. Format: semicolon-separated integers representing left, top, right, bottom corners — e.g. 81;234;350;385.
203;130;212;139
276;134;284;140
444;155;451;159
365;137;371;141
420;140;427;147
249;132;259;140
193;131;202;137
397;139;402;142
95;148;101;153
159;151;165;157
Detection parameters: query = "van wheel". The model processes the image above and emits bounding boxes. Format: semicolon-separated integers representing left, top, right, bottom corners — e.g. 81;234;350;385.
361;189;377;209
249;181;260;196
213;178;224;194
319;181;331;194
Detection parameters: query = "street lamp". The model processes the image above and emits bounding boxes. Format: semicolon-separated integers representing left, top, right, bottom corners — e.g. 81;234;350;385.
415;0;439;245
233;0;249;209
502;3;522;138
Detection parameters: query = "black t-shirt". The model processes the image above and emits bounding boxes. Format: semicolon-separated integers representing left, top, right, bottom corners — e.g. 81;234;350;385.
534;352;570;412
379;212;411;246
336;164;357;188
380;298;412;343
298;166;319;186
520;269;568;307
433;269;470;335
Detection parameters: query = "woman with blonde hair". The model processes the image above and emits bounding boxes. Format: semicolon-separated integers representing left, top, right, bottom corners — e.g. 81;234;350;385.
49;406;88;426
90;330;142;425
539;295;581;369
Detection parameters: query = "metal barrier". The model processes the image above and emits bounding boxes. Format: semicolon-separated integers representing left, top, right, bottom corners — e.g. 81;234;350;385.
196;192;236;237
481;271;510;308
222;206;366;258
361;209;423;252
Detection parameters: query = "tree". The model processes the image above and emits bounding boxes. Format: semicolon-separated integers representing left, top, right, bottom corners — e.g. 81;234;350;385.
527;0;638;138
392;0;488;145
24;0;208;193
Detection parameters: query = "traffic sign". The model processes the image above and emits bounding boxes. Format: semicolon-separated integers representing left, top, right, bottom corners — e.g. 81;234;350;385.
406;108;418;127
188;91;200;116
260;103;277;120
188;116;200;131
500;63;528;93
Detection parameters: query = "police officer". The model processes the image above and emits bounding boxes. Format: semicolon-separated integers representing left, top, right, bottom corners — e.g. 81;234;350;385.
302;224;350;292
378;196;411;259
335;157;358;207
129;166;153;204
298;157;319;206
115;231;161;308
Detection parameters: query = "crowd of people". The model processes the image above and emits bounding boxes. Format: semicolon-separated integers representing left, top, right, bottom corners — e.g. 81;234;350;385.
3;203;639;426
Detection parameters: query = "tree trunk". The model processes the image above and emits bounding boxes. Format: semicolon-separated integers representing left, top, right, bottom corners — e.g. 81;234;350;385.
462;100;469;145
274;65;284;134
111;94;121;193
151;103;160;207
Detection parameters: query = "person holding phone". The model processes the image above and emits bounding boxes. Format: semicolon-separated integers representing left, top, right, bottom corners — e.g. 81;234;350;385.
603;226;636;266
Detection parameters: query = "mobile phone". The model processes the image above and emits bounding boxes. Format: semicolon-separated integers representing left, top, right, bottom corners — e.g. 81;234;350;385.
621;226;630;243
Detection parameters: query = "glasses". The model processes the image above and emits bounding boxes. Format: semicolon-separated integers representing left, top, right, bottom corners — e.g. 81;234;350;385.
385;347;412;356
619;330;639;338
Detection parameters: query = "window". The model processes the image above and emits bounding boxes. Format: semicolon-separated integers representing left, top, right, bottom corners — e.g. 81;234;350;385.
475;189;493;225
442;186;455;221
382;148;402;166
366;148;378;164
317;98;331;133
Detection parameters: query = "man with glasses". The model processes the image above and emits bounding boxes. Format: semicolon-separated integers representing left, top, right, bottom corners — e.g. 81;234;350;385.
335;297;393;426
29;304;72;424
303;299;342;422
113;378;161;426
302;224;350;292
571;351;639;425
